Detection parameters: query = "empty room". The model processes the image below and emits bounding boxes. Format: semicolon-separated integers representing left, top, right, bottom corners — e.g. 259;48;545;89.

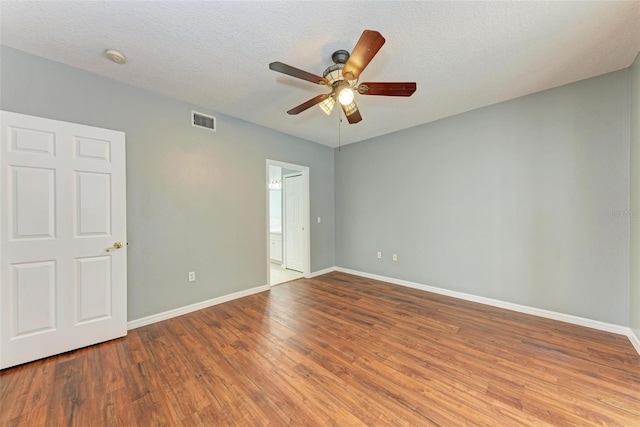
1;1;639;425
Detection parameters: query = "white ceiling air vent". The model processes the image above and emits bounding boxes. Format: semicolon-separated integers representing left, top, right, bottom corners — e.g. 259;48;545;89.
192;111;216;131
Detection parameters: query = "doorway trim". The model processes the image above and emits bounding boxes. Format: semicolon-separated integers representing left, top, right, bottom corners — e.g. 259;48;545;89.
265;160;310;288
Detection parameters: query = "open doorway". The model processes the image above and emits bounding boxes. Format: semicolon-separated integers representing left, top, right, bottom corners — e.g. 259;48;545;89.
266;160;310;287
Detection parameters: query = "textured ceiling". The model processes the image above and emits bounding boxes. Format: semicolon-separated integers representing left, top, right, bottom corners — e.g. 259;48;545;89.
1;1;639;147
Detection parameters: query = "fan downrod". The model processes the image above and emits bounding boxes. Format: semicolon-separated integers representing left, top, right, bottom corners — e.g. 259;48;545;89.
331;50;350;65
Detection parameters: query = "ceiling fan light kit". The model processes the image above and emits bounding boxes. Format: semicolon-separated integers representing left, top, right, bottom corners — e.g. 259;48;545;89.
269;30;416;124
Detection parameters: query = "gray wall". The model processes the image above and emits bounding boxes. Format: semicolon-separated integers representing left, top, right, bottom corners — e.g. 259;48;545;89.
335;70;630;325
3;45;636;328
0;46;335;320
631;51;640;335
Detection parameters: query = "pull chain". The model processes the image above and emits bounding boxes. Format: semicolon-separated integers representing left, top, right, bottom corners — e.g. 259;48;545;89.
338;108;342;152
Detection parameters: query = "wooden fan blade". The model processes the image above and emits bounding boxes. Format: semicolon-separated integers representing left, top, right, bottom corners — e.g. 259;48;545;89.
287;94;330;115
341;102;363;124
358;82;417;97
342;30;386;80
347;108;362;124
269;62;328;85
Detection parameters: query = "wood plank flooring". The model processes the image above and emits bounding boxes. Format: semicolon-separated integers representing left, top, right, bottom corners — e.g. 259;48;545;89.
2;271;639;426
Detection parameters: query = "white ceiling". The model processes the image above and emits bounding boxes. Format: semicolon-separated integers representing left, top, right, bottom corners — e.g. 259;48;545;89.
1;1;639;148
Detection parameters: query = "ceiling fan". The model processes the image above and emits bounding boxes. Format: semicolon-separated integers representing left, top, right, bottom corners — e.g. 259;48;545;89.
269;30;416;124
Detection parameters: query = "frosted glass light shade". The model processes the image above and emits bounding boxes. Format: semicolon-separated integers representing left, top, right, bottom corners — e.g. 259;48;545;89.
319;96;336;115
338;87;355;105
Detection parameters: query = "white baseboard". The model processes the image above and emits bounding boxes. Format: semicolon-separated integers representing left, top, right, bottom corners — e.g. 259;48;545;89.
127;268;337;330
127;285;269;330
630;328;640;354
307;266;337;278
333;267;639;355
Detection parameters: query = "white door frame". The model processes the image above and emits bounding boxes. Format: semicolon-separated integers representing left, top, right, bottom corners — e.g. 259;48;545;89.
265;160;310;288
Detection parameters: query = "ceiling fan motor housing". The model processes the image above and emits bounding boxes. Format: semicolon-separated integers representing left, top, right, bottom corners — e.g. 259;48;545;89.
331;49;350;64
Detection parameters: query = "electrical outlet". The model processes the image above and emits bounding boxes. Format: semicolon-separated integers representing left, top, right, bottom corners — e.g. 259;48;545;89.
188;271;196;282
392;254;398;262
377;251;382;259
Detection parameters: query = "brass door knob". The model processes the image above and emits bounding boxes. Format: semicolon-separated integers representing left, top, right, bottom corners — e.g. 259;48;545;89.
106;241;124;252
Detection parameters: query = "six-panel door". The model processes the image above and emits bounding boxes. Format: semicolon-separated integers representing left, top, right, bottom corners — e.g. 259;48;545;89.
0;111;127;369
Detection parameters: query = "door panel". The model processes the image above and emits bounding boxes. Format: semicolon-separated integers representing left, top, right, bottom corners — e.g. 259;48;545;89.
11;166;56;239
12;261;56;336
75;256;112;323
1;111;127;369
75;136;111;161
76;171;111;236
9;127;55;155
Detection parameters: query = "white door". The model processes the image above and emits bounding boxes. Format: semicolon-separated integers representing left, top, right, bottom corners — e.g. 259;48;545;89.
284;173;304;272
0;111;127;369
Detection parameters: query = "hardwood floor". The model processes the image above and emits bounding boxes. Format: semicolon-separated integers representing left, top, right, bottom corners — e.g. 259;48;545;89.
2;271;639;426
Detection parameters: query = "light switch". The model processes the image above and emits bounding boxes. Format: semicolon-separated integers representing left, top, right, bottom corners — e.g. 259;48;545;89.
317;217;321;223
